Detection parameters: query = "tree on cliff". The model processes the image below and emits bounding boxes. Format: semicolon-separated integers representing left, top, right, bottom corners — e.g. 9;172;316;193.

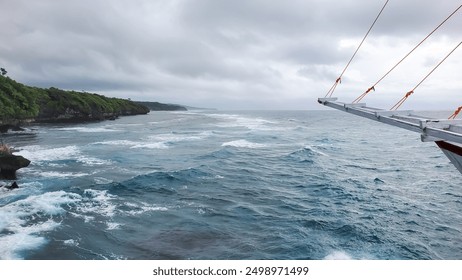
0;68;7;76
1;75;150;122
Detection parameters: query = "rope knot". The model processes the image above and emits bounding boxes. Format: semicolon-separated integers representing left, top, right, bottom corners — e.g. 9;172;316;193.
449;106;462;119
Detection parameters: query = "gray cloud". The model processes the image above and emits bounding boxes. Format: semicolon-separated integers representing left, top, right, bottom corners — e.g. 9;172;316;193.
0;0;460;110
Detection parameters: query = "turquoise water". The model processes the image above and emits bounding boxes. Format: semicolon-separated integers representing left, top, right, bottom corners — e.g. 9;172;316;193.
0;110;460;259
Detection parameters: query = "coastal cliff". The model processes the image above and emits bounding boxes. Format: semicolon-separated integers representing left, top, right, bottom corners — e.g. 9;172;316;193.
134;101;187;111
0;75;150;126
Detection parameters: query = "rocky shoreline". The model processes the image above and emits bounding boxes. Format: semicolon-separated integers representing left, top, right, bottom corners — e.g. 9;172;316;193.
0;143;30;182
0;124;25;133
0;75;188;185
0;112;142;184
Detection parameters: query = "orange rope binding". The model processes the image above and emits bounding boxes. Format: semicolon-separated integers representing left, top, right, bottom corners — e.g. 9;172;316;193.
353;86;375;103
325;77;342;98
325;0;389;98
352;4;462;103
390;91;413;111
449;106;462;119
390;40;462;111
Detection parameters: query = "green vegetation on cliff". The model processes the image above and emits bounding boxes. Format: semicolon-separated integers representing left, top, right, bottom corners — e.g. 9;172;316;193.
0;75;150;123
0;75;44;120
135;101;187;111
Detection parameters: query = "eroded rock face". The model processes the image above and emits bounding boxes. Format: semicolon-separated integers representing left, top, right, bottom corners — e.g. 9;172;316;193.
0;154;31;179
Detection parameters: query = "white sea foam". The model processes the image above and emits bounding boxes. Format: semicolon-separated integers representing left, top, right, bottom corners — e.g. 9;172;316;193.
16;145;80;162
106;222;121;230
0;188;130;259
76;156;112;166
0;182;43;205
67;189;120;230
94;140;139;146
131;142;169;149
31;171;89;178
54;127;120;133
198;174;225;180
71;190;168;229
324;250;354;260
222;139;267;148
0;222;54;259
17;145;110;168
94;177;114;185
138;131;214;149
304;145;328;156
0;191;81;259
150;135;201;142
211;114;277;130
63;239;79;246
95;130;212;150
94;140;169;149
122;201;168;216
76;189;117;217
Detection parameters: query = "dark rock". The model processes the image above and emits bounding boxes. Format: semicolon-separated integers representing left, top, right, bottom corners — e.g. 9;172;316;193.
0;154;31;179
1;181;19;190
0;124;25;133
2;181;19;190
9;181;19;189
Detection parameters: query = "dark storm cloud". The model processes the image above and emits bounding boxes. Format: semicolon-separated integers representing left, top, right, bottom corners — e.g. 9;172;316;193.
0;0;460;109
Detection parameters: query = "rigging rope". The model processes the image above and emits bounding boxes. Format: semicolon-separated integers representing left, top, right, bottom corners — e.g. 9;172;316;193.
390;40;462;111
449;106;462;119
325;0;390;98
353;4;462;103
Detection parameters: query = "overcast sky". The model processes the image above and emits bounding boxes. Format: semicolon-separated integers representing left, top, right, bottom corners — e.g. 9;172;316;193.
0;0;460;110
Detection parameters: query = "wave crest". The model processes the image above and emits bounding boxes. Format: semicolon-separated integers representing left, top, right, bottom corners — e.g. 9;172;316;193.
222;139;267;148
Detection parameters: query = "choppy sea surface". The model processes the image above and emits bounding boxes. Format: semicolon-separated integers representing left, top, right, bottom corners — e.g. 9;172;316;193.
0;110;461;260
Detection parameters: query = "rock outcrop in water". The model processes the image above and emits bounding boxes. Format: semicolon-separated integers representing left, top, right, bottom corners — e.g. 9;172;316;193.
0;143;30;180
0;153;30;179
0;181;19;190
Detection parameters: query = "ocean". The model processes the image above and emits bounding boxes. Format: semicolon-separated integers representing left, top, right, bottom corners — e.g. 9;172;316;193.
0;110;460;260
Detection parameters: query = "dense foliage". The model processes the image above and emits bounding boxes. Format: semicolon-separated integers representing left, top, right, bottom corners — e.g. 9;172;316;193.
0;75;44;120
135;101;186;111
0;75;149;122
